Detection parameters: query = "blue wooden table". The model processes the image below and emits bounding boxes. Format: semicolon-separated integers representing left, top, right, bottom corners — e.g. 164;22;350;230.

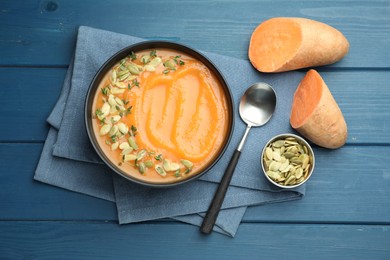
1;0;389;258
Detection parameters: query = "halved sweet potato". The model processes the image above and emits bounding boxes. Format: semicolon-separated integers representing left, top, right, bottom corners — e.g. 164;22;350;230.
249;17;350;73
290;69;347;149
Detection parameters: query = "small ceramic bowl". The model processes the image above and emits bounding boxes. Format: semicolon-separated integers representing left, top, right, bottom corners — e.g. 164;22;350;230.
261;133;315;189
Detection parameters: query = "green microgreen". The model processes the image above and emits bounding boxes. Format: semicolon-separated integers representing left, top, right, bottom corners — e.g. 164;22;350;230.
132;79;140;88
131;125;137;134
125;106;133;116
110;135;118;143
101;87;109;96
174;170;181;178
150;50;157;58
129;51;137;61
95;108;103;117
173;55;185;66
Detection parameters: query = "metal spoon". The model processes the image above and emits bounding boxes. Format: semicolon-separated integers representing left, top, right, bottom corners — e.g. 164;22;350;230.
200;82;277;234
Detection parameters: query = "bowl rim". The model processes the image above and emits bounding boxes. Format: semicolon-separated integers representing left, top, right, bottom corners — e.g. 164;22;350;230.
261;133;315;189
84;40;235;188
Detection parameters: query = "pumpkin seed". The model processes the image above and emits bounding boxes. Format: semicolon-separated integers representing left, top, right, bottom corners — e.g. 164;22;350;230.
111;70;117;83
272;151;281;161
141;55;151;64
155;165;166;176
118;123;128;135
163;159;172;172
265;147;273;160
109;105;117;115
295;168;303;179
266;171;282;181
144;65;156;72
279;160;290;172
144;160;154;168
115;82;127;89
170;162;181;172
121;148;133;155
100;103;110;118
302;156;310;170
269;161;281;172
138;162;146;174
114;97;124;106
111;142;119;151
110;87;125;94
284;175;296;185
117;69;129;77
119;142;131;150
285;140;299;146
123;153;137;161
286;146;298;153
99;124;111;136
127;63;140;75
109;125;119;136
128;137;138;150
290;157;302;165
163;60;175;69
282;152;295;159
108;95;116;106
149;57;162;67
296;176;305;184
281;164;291;173
272;140;285;148
127;75;138;82
181;159;193;170
136;149;146;161
118;72;130;81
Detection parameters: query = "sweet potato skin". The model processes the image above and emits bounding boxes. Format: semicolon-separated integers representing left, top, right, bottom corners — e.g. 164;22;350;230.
290;70;347;149
249;17;350;73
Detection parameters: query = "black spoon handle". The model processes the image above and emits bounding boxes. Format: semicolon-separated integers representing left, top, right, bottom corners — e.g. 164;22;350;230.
200;149;241;234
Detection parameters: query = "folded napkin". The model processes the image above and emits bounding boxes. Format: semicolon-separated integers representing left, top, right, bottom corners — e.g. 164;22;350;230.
35;26;305;237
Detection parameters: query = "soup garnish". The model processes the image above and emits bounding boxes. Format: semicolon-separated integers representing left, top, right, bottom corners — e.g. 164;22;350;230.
92;48;229;183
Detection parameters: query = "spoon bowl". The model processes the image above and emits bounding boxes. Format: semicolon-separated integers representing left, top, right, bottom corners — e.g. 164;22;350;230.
239;83;277;127
201;82;277;234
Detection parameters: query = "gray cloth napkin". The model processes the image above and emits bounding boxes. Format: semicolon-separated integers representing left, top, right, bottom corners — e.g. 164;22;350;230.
35;26;305;237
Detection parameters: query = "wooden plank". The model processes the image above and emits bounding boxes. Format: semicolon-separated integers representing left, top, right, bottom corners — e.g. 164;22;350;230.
0;143;117;220
0;0;389;67
0;222;389;259
0;68;389;143
245;145;390;223
1;144;389;224
0;68;65;141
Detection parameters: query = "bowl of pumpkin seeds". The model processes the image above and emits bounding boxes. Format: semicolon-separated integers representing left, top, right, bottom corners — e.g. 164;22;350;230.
261;133;315;189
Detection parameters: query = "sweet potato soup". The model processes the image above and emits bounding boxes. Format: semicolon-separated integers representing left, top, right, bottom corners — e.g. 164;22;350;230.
92;48;230;184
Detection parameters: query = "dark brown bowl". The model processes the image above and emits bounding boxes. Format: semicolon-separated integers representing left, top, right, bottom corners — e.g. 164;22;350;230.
85;41;234;188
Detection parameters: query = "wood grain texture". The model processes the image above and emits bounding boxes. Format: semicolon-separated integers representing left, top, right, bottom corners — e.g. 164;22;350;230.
1;144;389;224
0;144;117;221
0;222;389;259
0;68;64;141
0;0;389;258
0;0;389;67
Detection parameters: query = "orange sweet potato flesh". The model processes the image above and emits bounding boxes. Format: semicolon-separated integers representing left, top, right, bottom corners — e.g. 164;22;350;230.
290;69;347;149
248;17;350;73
